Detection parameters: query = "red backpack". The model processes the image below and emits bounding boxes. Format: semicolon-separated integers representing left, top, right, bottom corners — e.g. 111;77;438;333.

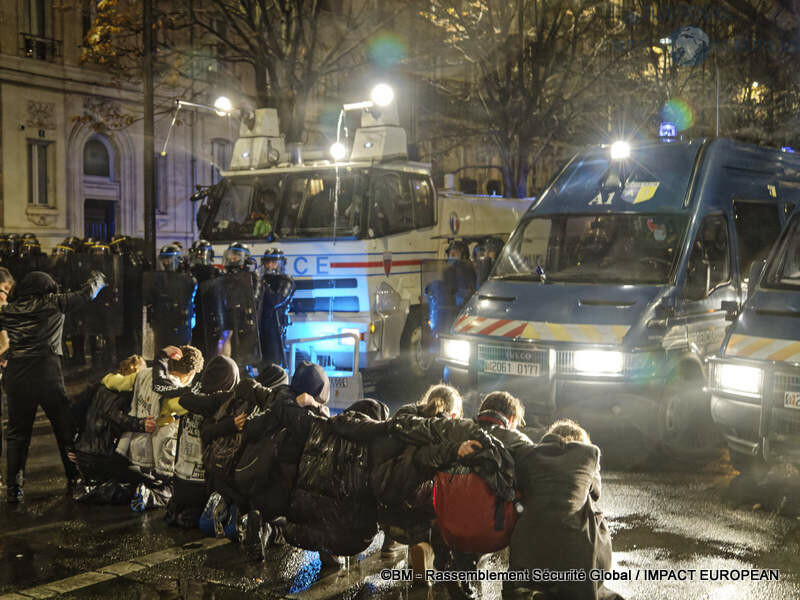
433;465;519;553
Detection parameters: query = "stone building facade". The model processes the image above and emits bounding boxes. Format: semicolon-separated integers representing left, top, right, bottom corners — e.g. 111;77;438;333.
0;1;236;252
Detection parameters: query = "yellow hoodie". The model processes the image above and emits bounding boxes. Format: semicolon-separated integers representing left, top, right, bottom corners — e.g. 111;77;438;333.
157;396;188;426
101;372;138;393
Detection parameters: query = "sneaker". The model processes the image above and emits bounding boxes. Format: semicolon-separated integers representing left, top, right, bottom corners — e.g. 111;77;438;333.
130;484;151;512
408;542;433;586
268;517;286;546
224;504;239;541
381;538;406;558
212;496;229;538
240;510;264;561
319;550;344;571
6;485;22;504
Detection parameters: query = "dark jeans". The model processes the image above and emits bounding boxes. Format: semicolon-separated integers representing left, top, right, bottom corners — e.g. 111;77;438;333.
5;355;78;487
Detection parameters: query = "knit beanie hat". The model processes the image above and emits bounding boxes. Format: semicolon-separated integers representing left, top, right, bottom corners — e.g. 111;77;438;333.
201;355;240;394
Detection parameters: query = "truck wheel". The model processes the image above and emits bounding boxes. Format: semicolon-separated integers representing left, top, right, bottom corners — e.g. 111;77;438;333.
656;367;723;465
400;308;434;379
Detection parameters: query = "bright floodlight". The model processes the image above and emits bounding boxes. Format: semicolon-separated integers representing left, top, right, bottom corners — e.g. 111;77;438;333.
213;96;233;116
610;140;631;160
370;83;394;107
330;142;347;161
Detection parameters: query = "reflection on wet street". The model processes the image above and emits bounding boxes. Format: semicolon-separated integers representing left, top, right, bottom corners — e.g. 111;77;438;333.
2;429;800;599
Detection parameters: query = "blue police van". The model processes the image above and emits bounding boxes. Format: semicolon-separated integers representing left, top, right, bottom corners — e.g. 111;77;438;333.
709;207;800;470
440;138;800;460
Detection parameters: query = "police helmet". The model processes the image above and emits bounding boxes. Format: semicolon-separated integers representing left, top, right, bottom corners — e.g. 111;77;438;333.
159;243;184;272
190;239;215;266
81;237;97;253
20;238;42;258
109;234;129;255
91;243;111;256
484;237;504;259
6;234;20;256
261;247;286;273
223;242;253;271
447;240;470;261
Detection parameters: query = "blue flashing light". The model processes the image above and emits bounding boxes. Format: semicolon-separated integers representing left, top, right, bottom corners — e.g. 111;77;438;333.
659;122;677;140
782;146;796;153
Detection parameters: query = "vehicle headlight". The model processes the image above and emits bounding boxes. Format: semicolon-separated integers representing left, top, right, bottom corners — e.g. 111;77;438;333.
715;363;763;398
441;338;470;366
573;350;624;375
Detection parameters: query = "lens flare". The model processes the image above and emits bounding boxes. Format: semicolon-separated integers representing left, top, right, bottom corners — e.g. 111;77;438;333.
661;99;694;131
368;33;407;68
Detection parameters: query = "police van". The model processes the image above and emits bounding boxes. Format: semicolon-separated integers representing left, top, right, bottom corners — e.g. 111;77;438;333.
196;107;528;385
709;207;800;469
439;138;800;459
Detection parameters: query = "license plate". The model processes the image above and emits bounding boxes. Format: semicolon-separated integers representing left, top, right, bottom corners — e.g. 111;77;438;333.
784;391;800;409
481;360;539;377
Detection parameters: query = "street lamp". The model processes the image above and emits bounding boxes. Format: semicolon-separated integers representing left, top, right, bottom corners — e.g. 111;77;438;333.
161;97;237;156
329;142;347;161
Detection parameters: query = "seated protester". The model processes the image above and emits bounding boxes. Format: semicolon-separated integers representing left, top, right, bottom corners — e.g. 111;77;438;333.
70;355;155;498
279;398;391;565
508;420;623;600
116;346;203;512
370;385;464;560
176;360;286;527
237;362;330;558
165;355;239;528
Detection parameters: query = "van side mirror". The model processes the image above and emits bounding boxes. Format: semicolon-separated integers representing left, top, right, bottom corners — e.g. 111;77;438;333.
721;300;739;322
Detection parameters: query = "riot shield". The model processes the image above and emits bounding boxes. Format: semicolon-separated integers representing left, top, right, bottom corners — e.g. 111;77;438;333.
190;265;219;357
84;254;124;337
421;259;460;340
198;277;225;357
258;272;294;366
201;271;261;365
142;271;197;352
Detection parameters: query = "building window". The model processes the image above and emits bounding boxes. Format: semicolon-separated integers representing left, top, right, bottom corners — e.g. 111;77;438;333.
210;138;232;184
22;0;60;60
83;137;111;177
28;140;53;206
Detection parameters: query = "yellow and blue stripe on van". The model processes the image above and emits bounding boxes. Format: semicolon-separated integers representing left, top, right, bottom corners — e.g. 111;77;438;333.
725;334;800;363
453;315;629;344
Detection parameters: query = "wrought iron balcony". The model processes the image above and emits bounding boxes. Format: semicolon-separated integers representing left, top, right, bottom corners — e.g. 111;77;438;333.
21;33;62;61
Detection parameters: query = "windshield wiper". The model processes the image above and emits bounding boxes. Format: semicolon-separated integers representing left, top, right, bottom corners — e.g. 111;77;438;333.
491;273;543;282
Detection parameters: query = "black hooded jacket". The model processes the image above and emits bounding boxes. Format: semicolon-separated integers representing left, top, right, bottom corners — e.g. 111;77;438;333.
0;271;105;359
72;382;146;457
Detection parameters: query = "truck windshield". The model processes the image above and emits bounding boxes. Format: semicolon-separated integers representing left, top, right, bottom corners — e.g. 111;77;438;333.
206;168;368;240
277;168;367;238
492;214;688;285
764;216;800;288
207;176;283;241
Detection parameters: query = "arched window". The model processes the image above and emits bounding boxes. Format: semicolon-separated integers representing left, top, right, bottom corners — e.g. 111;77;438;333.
83;137;111;177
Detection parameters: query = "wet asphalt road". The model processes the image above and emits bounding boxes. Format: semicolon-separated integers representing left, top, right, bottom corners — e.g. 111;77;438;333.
1;412;800;599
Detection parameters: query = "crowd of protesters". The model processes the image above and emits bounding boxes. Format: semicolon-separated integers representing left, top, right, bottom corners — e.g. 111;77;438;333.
0;260;623;600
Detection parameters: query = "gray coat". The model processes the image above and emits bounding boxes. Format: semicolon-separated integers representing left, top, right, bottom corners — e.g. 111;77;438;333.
510;434;621;600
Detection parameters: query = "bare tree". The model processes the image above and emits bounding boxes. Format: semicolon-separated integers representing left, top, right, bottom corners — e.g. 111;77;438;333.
418;1;620;198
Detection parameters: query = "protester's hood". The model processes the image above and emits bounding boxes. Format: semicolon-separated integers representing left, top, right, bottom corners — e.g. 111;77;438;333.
201;355;240;394
344;398;390;421
291;361;330;405
14;271;58;298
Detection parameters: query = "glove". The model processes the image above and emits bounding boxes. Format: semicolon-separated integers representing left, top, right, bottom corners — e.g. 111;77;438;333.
86;271;107;300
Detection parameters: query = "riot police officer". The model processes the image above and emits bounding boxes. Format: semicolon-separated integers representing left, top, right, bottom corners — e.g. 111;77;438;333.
109;234;145;358
142;244;197;357
200;242;261;367
189;239;218;357
259;248;294;366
